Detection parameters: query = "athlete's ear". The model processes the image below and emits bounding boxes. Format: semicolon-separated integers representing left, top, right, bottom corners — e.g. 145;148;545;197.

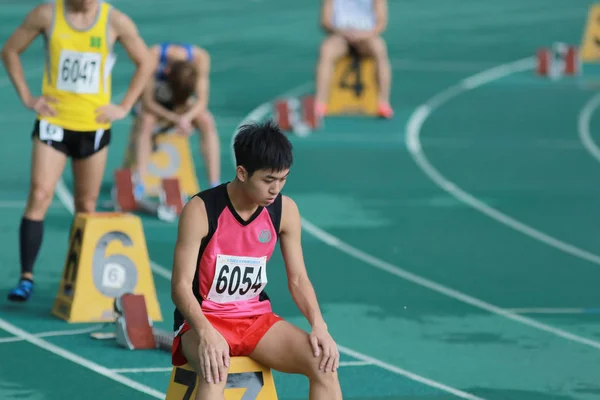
236;165;248;182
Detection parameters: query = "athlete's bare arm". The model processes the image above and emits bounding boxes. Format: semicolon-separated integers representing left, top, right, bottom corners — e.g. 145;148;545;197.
172;197;212;335
96;9;153;122
172;196;230;383
1;4;56;114
362;0;388;39
182;46;210;120
279;195;340;372
320;0;337;34
139;46;180;123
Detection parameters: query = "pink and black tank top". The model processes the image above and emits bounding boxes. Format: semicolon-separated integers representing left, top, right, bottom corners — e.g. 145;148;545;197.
174;183;282;330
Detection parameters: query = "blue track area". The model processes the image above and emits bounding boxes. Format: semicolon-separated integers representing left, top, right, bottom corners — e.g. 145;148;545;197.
2;0;600;399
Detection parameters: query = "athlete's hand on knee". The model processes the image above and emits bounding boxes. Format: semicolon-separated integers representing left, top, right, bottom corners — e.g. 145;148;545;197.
198;326;230;384
176;116;193;136
309;325;340;373
27;96;57;117
95;104;128;123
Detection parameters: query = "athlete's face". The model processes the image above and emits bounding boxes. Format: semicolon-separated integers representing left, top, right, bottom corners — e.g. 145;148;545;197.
246;169;290;206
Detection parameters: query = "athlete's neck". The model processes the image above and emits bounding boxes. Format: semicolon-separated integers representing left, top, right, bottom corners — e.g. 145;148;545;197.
227;180;260;218
65;0;98;15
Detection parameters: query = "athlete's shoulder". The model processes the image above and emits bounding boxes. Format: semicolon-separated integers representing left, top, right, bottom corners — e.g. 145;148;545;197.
278;195;300;234
178;195;209;240
23;3;53;30
281;195;299;213
108;7;139;37
191;46;210;63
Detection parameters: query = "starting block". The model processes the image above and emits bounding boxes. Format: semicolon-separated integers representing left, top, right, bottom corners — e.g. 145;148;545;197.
274;95;319;136
114;293;156;350
326;50;378;116
122;123;200;198
100;293;278;399
536;42;580;79
112;168;186;222
577;4;600;88
52;212;162;323
166;358;278;400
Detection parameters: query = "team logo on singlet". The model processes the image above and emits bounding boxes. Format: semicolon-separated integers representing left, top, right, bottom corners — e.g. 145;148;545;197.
258;229;272;243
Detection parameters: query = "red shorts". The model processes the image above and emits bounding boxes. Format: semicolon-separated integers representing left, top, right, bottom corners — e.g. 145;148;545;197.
172;312;283;366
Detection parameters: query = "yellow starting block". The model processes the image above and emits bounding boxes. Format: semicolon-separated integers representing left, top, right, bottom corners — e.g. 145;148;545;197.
326;51;378;116
166;357;278;399
52;212;162;323
122;117;200;197
580;4;600;63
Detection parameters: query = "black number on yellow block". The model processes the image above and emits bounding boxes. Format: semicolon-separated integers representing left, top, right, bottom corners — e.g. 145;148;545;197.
174;368;265;400
339;54;364;97
63;227;83;294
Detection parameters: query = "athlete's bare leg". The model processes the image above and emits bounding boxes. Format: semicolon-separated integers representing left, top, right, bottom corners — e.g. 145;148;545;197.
315;34;349;109
180;330;229;400
134;111;157;180
250;321;343;400
71;146;108;213
191;109;221;187
25;140;68;221
20;139;68;281
354;36;392;104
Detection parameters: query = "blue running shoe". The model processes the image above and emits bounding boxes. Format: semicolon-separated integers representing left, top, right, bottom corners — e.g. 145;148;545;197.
7;279;34;302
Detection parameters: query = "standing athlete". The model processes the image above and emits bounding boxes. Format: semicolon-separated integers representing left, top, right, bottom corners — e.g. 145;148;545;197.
314;0;393;119
2;0;154;302
171;121;343;399
126;41;221;199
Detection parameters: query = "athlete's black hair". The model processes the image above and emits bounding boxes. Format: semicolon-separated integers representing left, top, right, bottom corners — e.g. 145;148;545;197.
233;120;293;177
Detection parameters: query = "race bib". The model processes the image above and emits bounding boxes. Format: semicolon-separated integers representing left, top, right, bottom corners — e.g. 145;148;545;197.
39;119;64;142
206;255;267;303
56;50;101;94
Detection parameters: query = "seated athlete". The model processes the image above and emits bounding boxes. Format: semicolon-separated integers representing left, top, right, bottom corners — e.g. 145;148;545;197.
171;121;343;399
315;0;393;119
131;42;221;197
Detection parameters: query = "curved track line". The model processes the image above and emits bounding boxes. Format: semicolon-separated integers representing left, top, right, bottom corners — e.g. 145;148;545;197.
226;84;485;400
53;83;485;399
404;57;600;346
578;91;600;163
227;61;600;353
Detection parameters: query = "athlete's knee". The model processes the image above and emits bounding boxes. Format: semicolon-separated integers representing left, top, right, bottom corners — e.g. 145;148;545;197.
304;357;340;387
27;184;54;210
193;109;216;133
319;34;346;62
364;36;388;60
194;110;217;139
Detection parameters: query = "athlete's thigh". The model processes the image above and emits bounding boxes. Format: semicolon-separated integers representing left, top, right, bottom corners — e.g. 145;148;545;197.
29;138;68;192
320;33;350;60
180;329;229;395
191;109;216;135
249;320;322;376
71;146;108;201
354;35;386;57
